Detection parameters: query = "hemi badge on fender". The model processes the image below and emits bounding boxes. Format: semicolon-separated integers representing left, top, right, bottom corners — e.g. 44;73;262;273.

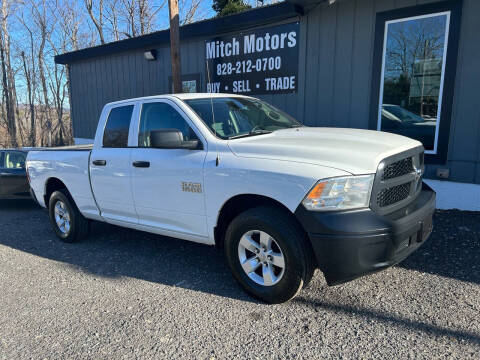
181;182;203;193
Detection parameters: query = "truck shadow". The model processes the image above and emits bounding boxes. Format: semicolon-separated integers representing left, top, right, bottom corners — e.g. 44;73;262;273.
2;202;477;290
0;199;254;303
398;210;480;285
0;198;39;208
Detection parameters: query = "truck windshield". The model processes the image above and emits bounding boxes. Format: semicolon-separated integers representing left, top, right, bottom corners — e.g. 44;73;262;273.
184;97;302;139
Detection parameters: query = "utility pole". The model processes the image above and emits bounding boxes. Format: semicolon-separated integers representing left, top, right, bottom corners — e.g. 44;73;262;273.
168;0;182;93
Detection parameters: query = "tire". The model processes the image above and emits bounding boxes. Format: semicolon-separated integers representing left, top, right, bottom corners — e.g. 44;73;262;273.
224;206;315;304
48;189;89;243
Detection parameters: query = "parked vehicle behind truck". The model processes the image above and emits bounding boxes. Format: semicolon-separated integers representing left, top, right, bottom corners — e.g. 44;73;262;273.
0;149;31;200
26;94;435;303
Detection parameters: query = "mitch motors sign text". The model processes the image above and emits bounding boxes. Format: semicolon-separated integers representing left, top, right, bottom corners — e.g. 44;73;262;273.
205;22;299;95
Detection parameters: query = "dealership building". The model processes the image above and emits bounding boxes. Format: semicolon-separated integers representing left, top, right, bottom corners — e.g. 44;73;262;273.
55;0;479;210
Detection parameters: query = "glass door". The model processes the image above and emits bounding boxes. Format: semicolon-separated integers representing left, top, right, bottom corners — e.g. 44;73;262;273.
377;12;451;154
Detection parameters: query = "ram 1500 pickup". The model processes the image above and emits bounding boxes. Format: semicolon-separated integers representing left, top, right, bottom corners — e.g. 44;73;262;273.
27;93;435;303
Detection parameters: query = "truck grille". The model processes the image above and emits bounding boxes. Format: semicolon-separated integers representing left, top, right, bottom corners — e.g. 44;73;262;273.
370;147;424;214
377;182;411;207
382;157;414;181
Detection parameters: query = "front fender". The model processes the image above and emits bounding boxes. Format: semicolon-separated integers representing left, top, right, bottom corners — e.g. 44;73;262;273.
204;151;350;241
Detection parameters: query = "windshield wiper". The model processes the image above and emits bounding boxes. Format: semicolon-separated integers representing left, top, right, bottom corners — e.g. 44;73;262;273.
228;129;272;139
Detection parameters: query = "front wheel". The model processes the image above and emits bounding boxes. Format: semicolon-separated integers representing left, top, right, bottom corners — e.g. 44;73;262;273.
224;206;315;304
49;190;89;243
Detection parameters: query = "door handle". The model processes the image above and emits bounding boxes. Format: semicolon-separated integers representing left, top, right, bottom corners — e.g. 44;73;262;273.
92;160;107;166
132;161;150;168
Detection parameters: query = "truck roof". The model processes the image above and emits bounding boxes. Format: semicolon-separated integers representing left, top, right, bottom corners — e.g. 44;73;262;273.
173;93;250;100
105;93;251;106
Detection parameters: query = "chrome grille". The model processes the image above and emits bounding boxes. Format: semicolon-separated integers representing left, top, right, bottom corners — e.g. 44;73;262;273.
370;147;424;215
377;182;411;207
382;157;414;181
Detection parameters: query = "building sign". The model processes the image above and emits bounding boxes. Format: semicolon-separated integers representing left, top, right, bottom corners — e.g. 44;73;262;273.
205;22;299;95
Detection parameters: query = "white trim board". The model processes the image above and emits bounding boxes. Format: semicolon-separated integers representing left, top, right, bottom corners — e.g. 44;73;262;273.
74;137;94;145
424;179;480;211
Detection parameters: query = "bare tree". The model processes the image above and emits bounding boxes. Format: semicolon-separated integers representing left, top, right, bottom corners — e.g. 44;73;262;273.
20;51;36;146
121;0;137;37
56;0;84;51
180;0;203;25
105;0;121;41
84;0;105;44
138;0;165;34
117;0;164;38
138;0;149;34
0;0;18;147
47;19;70;145
18;8;39;147
0;0;79;148
31;0;54;146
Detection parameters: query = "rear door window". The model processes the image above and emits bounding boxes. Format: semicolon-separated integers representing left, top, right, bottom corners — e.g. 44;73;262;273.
103;105;134;148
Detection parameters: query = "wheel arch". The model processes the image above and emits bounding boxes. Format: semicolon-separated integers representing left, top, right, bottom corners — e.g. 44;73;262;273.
214;193;307;249
44;177;71;206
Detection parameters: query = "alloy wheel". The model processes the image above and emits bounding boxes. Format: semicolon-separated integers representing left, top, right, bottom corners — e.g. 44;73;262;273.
237;230;285;286
54;200;71;235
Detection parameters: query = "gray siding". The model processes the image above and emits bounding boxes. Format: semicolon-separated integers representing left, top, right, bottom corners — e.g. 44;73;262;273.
68;0;480;184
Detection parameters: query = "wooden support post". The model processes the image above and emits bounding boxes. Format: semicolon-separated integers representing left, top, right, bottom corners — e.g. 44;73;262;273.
168;0;182;93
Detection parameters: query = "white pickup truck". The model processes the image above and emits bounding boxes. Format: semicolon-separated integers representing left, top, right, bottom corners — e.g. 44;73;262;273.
27;93;435;303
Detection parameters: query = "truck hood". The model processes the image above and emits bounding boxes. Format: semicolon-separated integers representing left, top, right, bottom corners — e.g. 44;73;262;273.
227;127;422;175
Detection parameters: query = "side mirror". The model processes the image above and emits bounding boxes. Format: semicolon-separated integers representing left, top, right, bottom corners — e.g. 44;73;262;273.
150;129;202;150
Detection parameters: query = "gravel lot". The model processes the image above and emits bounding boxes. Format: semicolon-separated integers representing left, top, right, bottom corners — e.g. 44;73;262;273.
0;200;479;359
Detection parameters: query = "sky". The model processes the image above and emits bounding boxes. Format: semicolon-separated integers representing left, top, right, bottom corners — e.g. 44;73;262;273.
156;1;279;30
161;0;217;28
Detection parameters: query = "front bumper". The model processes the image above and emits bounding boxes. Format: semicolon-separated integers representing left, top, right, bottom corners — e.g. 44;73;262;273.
295;183;436;285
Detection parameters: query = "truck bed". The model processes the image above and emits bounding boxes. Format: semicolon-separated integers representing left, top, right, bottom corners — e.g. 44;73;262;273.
26;147;98;217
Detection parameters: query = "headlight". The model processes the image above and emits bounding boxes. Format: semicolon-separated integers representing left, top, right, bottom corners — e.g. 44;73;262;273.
302;175;374;211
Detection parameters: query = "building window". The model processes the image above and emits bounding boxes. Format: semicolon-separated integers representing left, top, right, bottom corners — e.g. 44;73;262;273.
371;1;462;163
378;12;450;154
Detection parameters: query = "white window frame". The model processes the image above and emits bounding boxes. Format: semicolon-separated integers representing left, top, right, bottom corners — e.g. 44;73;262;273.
377;11;451;155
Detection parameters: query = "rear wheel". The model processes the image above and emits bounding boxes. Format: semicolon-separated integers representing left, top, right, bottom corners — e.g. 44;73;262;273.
48;190;89;243
224;206;315;304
